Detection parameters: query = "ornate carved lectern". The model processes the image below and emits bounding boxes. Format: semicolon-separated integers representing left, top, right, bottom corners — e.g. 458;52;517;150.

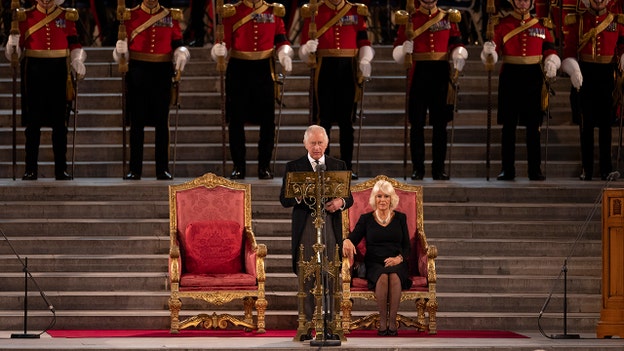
597;189;624;338
284;170;351;344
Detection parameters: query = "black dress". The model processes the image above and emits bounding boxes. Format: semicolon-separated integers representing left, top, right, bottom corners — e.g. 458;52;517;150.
348;211;412;291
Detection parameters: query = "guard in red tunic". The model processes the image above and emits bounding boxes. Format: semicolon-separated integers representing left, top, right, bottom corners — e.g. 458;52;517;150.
393;0;468;180
4;0;86;180
113;0;190;180
481;0;560;181
561;0;624;180
211;0;293;180
298;0;374;180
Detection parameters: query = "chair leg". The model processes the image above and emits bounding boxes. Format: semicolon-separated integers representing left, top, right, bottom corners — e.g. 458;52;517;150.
255;296;268;333
426;299;438;334
341;298;353;334
168;296;182;333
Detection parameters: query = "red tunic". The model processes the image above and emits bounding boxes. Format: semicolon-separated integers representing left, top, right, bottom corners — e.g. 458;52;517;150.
393;7;463;58
492;13;557;63
125;3;183;57
222;0;289;57
300;0;370;52
563;9;624;63
19;4;80;55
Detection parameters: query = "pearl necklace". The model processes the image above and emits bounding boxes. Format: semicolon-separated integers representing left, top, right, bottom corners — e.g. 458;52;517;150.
375;210;391;225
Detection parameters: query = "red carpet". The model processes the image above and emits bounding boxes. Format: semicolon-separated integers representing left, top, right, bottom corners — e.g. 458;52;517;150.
47;329;527;339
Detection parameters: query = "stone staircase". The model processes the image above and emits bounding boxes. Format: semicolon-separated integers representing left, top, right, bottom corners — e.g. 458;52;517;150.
0;45;613;335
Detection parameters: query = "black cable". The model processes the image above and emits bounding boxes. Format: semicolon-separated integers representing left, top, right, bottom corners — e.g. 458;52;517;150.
537;171;620;338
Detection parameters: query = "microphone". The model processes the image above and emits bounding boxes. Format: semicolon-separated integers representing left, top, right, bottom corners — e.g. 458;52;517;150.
315;162;326;173
607;171;620;181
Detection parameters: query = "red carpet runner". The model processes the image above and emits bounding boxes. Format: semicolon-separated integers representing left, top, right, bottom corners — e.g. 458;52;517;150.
47;329;527;338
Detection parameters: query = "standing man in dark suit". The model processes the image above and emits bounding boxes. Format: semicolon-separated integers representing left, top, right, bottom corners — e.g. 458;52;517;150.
279;124;354;337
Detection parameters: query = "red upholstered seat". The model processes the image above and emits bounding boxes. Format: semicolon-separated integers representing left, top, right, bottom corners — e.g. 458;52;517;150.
168;173;267;334
341;175;438;334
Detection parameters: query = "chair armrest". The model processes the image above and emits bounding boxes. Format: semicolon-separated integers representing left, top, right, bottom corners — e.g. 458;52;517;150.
168;236;181;284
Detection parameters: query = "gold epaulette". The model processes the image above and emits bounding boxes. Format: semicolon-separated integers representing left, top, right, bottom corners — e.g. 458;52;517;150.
300;3;314;18
271;3;285;17
118;8;131;21
14;7;26;22
446;8;461;23
64;8;79;21
355;3;368;16
564;12;578;25
617;13;624;25
222;3;236;18
541;17;553;29
170;8;183;21
393;9;409;25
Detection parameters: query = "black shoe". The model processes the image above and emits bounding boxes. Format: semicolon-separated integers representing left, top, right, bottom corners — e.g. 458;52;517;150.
528;172;546;181
257;167;273;180
432;171;450;180
22;171;37;180
411;170;424;180
156;171;173;180
124;171;141;180
377;329;388;336
230;168;245;179
496;170;515;181
387;329;398;336
579;171;592;181
55;171;73;180
351;172;358;180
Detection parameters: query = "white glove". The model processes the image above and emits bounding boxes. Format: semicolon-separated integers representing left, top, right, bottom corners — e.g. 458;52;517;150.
451;46;468;72
70;48;87;78
391;40;413;65
211;42;227;61
277;45;293;73
543;54;561;79
619;54;624;72
112;39;128;62
358;45;375;78
173;46;190;72
298;39;318;61
55;0;65;5
480;41;498;65
4;34;20;61
561;57;583;89
402;40;413;55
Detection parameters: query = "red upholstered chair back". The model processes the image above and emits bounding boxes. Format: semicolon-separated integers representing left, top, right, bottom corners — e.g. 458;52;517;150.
174;185;247;240
169;173;254;276
344;175;427;279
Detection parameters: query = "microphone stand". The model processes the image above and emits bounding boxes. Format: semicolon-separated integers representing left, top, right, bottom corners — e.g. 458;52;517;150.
310;164;341;347
1;228;56;338
537;171;620;339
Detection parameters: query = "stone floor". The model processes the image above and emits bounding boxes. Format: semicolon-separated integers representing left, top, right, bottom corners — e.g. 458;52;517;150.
0;331;622;351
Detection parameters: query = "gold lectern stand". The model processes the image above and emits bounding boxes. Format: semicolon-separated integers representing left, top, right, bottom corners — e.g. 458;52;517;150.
284;170;351;345
597;189;624;338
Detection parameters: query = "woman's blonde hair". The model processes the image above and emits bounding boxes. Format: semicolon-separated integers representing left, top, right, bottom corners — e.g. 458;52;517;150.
369;180;400;210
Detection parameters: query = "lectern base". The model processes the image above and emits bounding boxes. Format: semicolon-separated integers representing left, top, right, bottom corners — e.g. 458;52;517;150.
551;333;580;339
310;339;341;347
11;333;40;339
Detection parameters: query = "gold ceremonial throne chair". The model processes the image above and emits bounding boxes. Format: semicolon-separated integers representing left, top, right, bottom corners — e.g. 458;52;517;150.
341;175;438;334
168;173;267;333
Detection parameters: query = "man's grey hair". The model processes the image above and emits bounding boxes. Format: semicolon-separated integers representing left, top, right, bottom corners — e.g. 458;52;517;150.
303;125;329;144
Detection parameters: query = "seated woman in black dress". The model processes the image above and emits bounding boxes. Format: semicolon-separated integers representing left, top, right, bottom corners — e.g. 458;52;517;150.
342;179;412;336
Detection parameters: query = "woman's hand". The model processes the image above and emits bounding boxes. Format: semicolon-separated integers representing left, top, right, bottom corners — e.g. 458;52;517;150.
384;255;403;267
342;239;356;260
